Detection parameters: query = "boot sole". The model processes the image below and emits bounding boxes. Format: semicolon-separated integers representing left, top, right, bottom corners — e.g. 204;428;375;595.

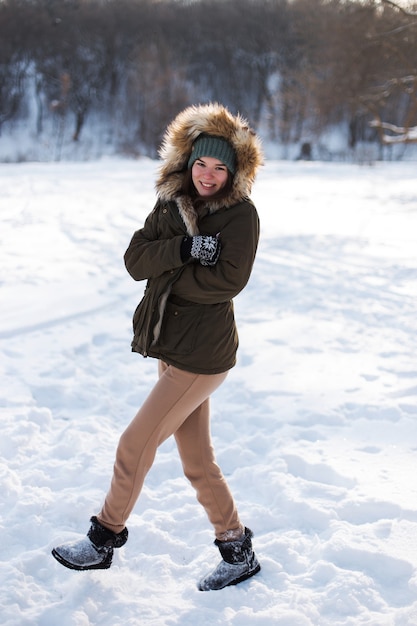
198;562;261;591
51;548;112;571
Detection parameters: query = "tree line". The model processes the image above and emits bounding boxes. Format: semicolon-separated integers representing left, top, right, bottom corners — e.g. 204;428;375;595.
0;0;416;160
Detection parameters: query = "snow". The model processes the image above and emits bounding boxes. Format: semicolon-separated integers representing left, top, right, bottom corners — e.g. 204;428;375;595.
1;157;417;625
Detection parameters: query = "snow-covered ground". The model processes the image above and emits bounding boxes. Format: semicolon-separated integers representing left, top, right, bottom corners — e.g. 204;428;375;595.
1;158;416;625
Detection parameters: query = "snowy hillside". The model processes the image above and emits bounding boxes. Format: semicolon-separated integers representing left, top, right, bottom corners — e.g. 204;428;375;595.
0;158;416;625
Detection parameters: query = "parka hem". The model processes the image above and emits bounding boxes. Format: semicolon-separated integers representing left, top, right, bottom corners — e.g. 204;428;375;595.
131;345;235;376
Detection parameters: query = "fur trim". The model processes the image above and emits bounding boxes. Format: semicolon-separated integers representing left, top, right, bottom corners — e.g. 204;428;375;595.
176;195;199;236
151;287;171;346
156;103;263;214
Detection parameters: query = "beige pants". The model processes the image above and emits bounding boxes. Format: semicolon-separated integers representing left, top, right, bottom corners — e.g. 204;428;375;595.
97;361;242;540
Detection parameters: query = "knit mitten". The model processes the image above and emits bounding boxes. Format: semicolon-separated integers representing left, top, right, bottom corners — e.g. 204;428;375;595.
181;235;221;266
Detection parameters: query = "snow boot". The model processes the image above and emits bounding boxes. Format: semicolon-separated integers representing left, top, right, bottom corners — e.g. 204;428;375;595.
198;527;261;591
51;516;128;571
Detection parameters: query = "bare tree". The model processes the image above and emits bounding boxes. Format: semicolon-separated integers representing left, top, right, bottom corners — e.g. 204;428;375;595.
0;0;35;133
365;0;417;144
2;0;417;158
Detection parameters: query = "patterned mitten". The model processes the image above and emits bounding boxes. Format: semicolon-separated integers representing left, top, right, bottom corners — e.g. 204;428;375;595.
181;235;221;266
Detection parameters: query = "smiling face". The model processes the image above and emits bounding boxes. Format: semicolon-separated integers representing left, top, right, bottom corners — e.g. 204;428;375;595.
191;156;229;197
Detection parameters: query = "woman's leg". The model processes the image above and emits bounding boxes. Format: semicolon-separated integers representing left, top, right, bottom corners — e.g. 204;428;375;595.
97;362;227;532
173;392;243;541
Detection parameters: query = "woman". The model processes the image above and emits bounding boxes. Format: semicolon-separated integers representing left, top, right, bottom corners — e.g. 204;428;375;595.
52;103;263;591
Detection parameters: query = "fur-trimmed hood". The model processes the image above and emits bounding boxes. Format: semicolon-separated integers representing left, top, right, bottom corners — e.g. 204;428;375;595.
155;103;263;214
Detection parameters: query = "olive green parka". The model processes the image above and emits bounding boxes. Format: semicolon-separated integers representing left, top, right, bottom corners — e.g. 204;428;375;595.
124;103;263;374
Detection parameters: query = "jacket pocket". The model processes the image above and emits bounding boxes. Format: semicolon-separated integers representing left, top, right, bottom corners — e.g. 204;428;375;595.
157;298;204;355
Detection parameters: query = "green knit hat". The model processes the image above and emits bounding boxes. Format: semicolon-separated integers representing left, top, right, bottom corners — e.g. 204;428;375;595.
187;134;236;174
